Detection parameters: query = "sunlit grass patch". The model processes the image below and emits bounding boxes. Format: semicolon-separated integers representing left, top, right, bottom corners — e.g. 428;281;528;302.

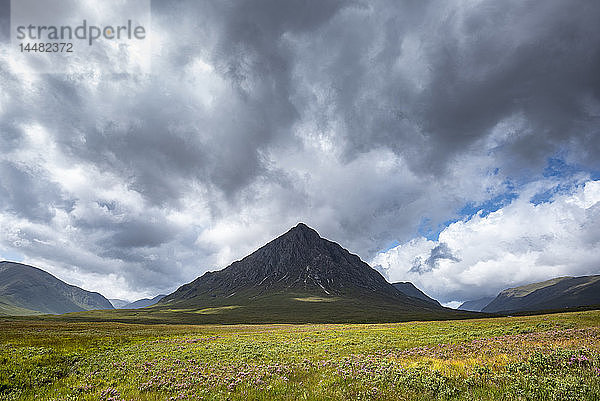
291;296;340;302
194;305;243;314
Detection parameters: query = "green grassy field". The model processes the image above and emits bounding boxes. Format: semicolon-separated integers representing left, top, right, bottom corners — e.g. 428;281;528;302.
1;310;600;400
36;300;478;326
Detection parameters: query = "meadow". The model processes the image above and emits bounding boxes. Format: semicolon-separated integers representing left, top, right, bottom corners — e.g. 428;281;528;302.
1;310;600;400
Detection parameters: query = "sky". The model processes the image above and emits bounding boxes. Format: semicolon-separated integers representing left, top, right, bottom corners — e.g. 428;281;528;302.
0;0;599;304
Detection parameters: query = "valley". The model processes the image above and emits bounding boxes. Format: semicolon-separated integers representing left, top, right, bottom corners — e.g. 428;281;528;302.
1;310;599;400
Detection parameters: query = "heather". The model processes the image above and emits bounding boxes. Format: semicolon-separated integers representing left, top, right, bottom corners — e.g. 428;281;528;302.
1;310;600;400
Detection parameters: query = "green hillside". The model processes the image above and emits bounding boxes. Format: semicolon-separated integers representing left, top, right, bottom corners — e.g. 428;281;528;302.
483;275;600;313
0;261;114;315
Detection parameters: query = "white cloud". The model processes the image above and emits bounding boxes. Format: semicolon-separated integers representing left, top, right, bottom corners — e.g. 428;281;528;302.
372;180;600;303
1;0;600;302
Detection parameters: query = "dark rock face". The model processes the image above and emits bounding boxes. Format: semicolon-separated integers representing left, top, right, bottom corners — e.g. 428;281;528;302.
162;223;437;308
392;282;441;306
0;261;114;315
482;275;600;313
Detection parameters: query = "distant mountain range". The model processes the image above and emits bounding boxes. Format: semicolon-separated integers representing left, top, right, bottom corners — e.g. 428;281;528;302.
4;225;598;322
458;297;496;312
482;275;600;313
0;223;454;323
159;223;460;323
0;261;113;315
109;299;130;309
458;275;600;313
110;295;166;309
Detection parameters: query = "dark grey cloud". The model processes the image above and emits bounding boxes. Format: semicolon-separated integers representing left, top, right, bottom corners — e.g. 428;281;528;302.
0;0;9;43
107;220;178;249
292;0;600;175
1;0;599;300
0;161;69;222
410;243;460;274
416;0;600;173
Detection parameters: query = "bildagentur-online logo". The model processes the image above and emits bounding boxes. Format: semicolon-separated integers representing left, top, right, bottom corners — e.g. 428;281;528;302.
15;20;147;46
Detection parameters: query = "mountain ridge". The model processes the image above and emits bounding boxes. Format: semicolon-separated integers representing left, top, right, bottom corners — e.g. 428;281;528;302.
155;223;468;323
0;261;114;315
120;294;166;309
162;223;432;306
482;275;600;313
392;282;441;306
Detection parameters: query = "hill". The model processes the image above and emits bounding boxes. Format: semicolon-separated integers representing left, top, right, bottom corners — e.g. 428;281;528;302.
121;294;166;309
156;223;469;323
482;275;600;313
0;261;114;315
392;282;441;306
109;299;130;309
458;297;495;312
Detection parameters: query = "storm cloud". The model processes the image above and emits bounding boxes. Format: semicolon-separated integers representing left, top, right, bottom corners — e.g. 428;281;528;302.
0;0;599;302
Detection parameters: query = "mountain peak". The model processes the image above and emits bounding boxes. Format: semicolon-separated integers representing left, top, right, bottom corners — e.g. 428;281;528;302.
293;222;311;230
162;224;437;307
159;224;449;322
280;222;322;245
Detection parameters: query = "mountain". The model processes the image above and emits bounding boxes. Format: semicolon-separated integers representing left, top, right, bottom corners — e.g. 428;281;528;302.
120;294;166;309
392;282;441;306
458;297;495;312
109;299;130;309
158;223;467;323
0;261;114;315
482;275;600;313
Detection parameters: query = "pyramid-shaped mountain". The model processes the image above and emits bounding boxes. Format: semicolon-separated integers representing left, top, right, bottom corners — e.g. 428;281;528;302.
159;224;467;323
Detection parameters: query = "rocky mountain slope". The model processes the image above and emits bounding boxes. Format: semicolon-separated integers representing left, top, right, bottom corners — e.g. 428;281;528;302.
158;224;466;323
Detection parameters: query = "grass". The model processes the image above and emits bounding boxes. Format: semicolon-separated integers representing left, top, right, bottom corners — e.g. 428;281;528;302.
1;310;600;400
0;298;41;317
21;292;479;325
291;296;340;302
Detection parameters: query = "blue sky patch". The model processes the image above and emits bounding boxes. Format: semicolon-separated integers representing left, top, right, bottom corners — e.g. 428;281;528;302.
0;249;24;263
